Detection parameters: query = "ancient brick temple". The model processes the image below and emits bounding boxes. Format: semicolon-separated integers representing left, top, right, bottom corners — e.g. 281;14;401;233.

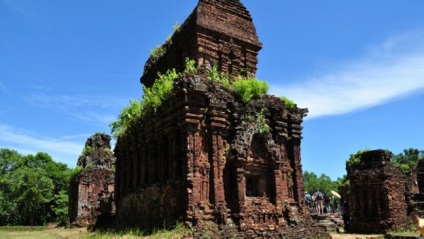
346;149;409;233
114;0;329;237
69;133;116;227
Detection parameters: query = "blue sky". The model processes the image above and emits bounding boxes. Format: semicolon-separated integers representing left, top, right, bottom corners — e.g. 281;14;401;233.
1;0;424;180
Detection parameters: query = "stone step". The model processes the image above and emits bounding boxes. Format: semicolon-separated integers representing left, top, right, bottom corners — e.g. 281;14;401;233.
317;220;337;231
331;234;385;239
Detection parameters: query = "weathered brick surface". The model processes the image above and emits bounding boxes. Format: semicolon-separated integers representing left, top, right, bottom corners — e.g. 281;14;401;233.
69;133;116;227
347;150;409;233
77;133;115;170
115;74;328;238
69;169;115;226
140;0;262;88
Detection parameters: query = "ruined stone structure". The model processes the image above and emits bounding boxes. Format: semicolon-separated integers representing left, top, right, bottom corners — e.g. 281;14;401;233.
114;0;330;238
69;133;116;227
346;149;409;233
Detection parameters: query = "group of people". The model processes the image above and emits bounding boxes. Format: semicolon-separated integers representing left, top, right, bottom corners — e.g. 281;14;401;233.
305;190;339;214
305;190;350;233
306;192;424;236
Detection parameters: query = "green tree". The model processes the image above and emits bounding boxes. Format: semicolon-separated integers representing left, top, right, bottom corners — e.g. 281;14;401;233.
392;148;424;169
303;171;338;195
0;148;74;225
51;190;69;224
11;168;54;225
0;148;21;174
0;149;22;225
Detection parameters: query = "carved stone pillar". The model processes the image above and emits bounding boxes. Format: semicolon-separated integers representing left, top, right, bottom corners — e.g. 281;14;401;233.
288;115;306;203
179;111;202;225
237;166;246;210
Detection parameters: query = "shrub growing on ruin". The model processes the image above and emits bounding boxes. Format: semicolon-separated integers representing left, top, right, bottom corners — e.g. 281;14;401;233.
281;96;296;112
206;64;230;87
257;108;271;134
184;57;197;74
109;99;142;138
399;163;410;172
147;23;181;72
346;149;370;167
142;68;178;112
232;77;269;103
111;59;271;138
80;145;93;157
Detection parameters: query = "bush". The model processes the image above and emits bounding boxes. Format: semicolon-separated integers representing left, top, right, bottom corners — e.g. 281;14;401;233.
281;96;296;111
399;164;411;172
184;58;197;74
80;145;93;156
256;108;271;134
232;77;269;103
206;64;230;87
149;45;166;58
109;100;142;138
142;68;178;112
346;149;370;168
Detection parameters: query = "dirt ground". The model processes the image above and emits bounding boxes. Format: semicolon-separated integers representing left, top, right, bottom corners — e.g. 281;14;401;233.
330;233;385;239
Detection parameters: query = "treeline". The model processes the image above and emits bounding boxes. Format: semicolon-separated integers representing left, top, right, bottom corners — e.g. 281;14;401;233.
303;171;341;196
391;148;424;170
1;147;422;226
0;148;79;226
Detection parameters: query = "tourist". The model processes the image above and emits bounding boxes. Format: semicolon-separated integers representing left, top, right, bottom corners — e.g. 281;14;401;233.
305;192;311;207
313;190;323;214
333;198;338;213
324;193;331;213
413;214;424;238
342;201;349;233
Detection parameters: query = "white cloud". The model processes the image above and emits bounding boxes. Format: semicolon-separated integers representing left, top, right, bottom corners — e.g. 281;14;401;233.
26;94;121;109
269;30;424;119
72;111;117;126
0;124;83;166
23;94;126;126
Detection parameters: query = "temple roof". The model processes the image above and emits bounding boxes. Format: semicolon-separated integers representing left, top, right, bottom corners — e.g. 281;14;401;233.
195;0;261;47
141;0;262;87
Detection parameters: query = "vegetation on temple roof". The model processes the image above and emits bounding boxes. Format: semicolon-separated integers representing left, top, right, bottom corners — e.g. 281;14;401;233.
110;58;292;138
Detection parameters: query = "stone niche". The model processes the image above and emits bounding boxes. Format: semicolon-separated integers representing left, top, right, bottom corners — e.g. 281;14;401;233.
114;0;330;237
347;149;409;233
68;133;116;227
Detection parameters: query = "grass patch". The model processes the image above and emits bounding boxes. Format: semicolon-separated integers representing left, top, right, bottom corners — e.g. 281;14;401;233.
0;226;84;239
0;224;189;239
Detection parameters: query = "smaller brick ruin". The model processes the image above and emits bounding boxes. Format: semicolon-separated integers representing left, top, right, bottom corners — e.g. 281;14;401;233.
346;149;409;233
68;133;116;227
